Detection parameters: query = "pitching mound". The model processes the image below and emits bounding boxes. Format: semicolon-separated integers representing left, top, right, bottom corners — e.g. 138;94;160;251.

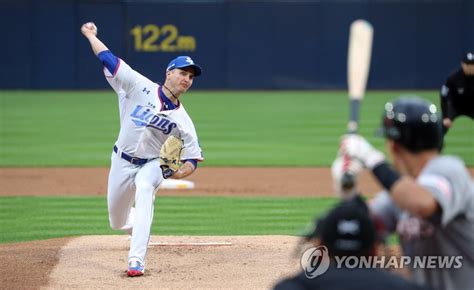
3;235;304;289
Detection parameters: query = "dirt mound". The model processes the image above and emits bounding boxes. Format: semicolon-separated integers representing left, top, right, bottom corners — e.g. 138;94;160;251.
5;235;303;289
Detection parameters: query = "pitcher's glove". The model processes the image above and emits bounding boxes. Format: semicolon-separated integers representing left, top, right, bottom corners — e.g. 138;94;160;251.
159;136;184;179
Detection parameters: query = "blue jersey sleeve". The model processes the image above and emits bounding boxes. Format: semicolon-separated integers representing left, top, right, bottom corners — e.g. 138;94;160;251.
97;50;119;75
184;159;198;169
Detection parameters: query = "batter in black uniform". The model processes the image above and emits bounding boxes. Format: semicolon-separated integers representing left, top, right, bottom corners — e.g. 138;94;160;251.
440;52;474;134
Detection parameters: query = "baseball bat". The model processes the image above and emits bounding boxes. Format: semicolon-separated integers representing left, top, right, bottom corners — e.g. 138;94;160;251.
341;19;374;190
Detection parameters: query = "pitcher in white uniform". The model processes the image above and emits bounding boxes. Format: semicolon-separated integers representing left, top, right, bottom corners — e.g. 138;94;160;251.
81;22;204;277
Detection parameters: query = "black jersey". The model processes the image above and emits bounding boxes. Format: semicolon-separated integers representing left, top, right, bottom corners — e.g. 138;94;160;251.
440;69;474;118
274;265;431;290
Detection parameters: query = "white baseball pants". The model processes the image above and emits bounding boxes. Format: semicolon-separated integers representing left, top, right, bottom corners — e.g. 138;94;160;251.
107;152;163;265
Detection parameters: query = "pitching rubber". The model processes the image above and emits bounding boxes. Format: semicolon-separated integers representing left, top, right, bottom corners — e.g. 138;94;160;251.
149;241;233;247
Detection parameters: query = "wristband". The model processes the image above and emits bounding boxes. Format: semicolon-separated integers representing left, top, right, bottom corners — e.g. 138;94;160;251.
372;162;401;191
161;166;175;179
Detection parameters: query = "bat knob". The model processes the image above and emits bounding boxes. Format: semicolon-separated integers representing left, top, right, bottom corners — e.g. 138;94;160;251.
347;121;358;133
341;172;356;189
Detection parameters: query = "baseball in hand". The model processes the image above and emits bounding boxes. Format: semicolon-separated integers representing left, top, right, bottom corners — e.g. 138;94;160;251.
81;22;97;36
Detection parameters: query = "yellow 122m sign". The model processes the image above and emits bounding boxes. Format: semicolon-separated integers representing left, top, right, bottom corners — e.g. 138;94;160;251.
130;24;196;52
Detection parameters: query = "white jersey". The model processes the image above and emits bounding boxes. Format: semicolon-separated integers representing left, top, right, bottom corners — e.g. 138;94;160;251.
104;59;203;161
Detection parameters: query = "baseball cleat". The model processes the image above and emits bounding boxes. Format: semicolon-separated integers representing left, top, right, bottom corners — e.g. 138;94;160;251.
127;260;145;277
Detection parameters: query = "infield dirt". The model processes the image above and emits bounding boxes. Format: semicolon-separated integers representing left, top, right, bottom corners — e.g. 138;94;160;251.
0;167;385;197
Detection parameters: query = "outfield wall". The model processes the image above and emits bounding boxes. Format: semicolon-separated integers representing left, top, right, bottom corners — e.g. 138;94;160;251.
1;0;472;90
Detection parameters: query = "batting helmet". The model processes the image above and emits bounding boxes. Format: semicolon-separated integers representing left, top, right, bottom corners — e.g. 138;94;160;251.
378;96;443;152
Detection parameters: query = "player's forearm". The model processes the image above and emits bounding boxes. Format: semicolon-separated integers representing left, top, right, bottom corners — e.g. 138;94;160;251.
85;34;109;56
81;22;108;56
171;161;196;179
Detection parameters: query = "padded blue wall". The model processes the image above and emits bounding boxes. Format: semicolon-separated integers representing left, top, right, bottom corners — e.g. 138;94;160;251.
0;0;472;89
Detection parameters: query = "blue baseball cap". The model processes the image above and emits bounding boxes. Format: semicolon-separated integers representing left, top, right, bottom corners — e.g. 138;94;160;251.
166;56;202;76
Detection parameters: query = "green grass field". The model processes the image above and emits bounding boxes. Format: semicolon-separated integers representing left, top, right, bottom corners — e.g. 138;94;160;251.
1;90;472;166
0;90;472;244
0;195;338;243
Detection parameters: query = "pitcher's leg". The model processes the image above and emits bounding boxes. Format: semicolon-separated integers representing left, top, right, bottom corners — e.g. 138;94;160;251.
128;160;163;264
107;153;136;231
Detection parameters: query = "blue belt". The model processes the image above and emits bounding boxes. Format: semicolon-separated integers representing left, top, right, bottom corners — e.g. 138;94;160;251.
113;145;149;165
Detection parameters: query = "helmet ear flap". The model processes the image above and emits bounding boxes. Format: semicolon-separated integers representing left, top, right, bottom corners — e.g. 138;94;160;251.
389;139;401;153
386;127;401;140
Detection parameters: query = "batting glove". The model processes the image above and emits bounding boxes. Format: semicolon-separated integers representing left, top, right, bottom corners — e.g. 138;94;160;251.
339;134;385;170
331;155;363;200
